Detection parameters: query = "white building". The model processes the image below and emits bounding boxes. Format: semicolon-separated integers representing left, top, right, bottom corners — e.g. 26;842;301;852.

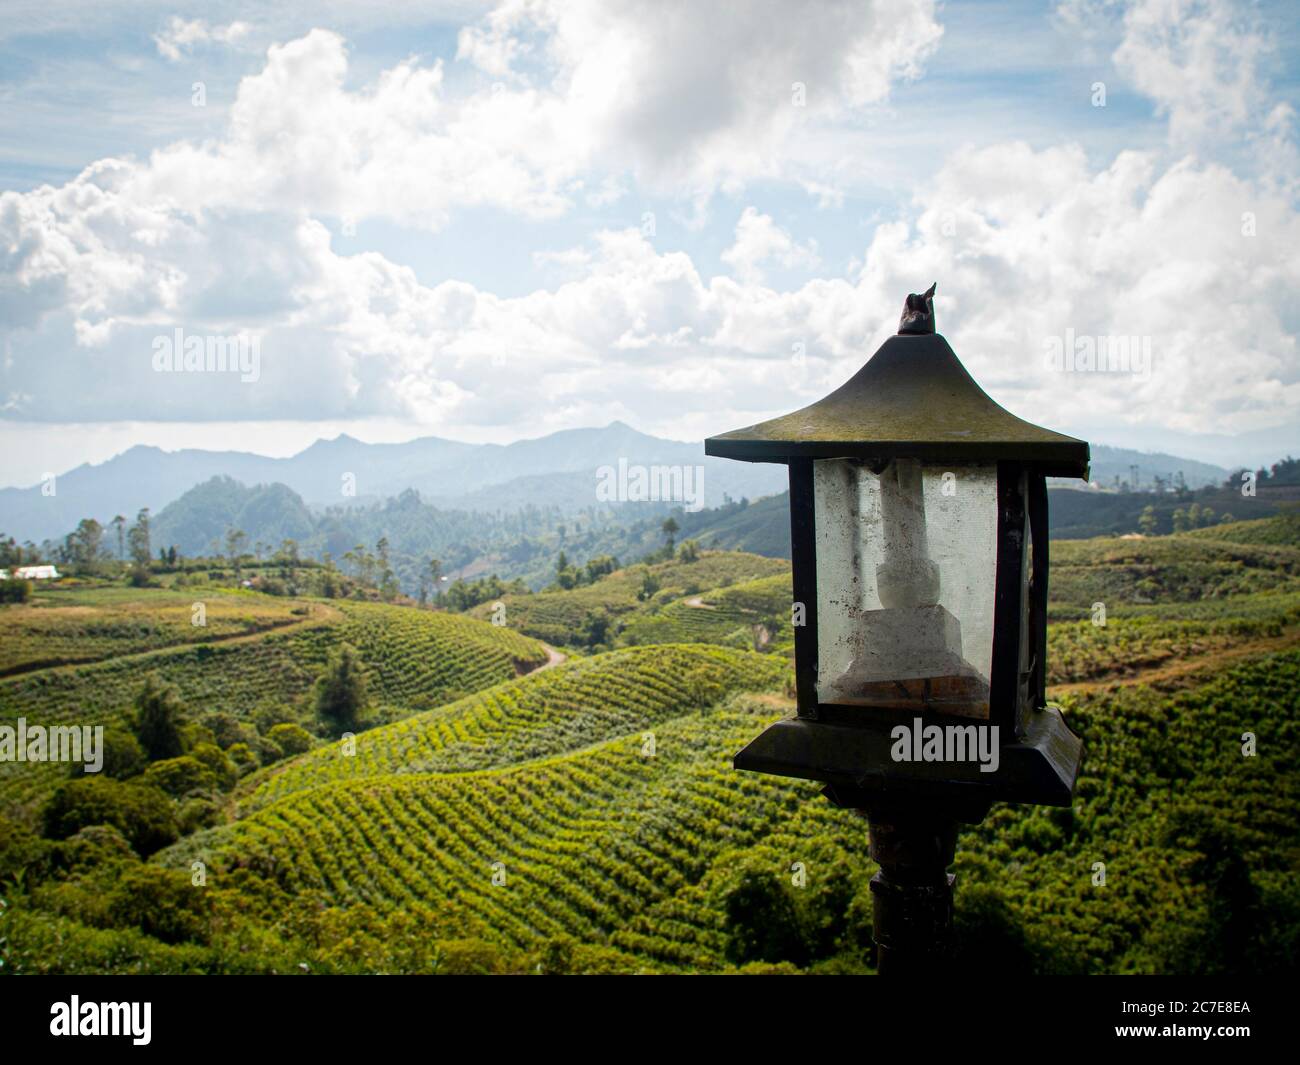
0;564;61;580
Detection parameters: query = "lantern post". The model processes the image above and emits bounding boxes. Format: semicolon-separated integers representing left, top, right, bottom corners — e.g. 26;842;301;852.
705;284;1088;973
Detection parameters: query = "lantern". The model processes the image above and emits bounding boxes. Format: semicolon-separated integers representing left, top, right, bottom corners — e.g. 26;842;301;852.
705;285;1086;812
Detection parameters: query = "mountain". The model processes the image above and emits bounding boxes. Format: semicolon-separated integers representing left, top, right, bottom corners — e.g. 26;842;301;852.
0;422;787;545
1064;444;1228;491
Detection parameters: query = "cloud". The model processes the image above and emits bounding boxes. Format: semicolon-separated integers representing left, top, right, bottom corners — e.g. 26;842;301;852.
460;0;943;195
2;2;1298;454
153;16;251;62
121;3;942;229
722;208;820;284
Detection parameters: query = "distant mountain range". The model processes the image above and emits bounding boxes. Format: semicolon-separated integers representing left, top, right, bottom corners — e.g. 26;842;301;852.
0;422;786;545
0;420;1234;547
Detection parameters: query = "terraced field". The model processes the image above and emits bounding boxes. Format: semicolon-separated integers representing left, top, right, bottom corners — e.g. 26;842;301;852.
161;697;855;969
1046;594;1300;685
0;596;548;813
0;587;306;675
147;649;1300;973
619;574;792;650
241;644;786;810
1049;534;1300;607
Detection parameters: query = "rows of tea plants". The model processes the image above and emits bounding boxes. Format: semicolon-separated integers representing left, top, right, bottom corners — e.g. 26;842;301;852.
0;600;547;814
241;644;788;811
162;696;859;968
1049;534;1300;607
1046;605;1299;685
156;650;1299;973
618;574;792;650
0;588;306;675
962;649;1300;973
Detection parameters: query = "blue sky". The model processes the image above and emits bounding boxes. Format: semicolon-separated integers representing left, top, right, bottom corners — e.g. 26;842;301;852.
1;0;1298;487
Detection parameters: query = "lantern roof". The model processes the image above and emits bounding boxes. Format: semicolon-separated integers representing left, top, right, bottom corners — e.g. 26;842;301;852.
706;299;1089;478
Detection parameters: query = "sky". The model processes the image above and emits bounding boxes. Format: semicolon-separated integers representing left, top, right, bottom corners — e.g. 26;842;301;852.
1;0;1298;489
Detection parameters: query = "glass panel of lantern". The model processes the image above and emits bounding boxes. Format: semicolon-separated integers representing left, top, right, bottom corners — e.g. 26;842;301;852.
812;458;998;719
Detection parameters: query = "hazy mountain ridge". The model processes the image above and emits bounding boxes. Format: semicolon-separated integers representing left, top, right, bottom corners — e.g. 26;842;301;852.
0;425;1245;553
0;422;787;544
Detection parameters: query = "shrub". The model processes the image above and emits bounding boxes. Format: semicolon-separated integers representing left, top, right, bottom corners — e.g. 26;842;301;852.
189;743;238;791
83;728;146;781
0;813;50;884
226;742;260;776
432;937;520;975
267;723;313;757
141;756;219;798
716;860;809;967
51;824;136;876
42;778;177;856
104;866;213;945
177;797;222;835
0;578;32;603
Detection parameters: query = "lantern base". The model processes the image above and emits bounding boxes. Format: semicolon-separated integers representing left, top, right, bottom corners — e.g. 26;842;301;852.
733;702;1082;807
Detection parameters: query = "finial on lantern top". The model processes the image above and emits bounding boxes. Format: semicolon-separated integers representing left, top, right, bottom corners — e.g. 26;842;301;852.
898;282;937;335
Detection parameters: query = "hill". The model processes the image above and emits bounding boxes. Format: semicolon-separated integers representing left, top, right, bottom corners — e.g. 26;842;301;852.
466;551;790;647
0;593;548;814
2;519;1299;975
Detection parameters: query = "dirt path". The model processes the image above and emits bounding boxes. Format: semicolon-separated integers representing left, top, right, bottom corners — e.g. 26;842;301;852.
537;643;568;671
684;597;715;609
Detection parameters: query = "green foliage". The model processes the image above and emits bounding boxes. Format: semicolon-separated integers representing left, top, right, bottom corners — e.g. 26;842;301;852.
41;778;177;856
4;535;1299;976
131;674;188;762
189;743;238;790
0;578;32;604
312;644;369;736
716;860;808;966
104;866;212;945
267;723;313;757
469;551;789;647
89;728;147;780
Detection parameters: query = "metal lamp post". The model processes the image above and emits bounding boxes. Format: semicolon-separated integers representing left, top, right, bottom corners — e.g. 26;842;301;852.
705;284;1088;973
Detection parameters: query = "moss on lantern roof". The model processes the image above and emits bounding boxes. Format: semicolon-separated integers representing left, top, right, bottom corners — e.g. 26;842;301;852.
705;333;1089;478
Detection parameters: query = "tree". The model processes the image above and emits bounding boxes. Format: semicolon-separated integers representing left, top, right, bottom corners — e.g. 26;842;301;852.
578;609;611;648
376;537;398;600
111;514;126;561
66;518;106;575
1172;508;1189;534
225;528;248;579
131;674;187;762
661;516;680;554
313;644;369;736
1138;505;1158;536
428;558;443;602
127;508;151;567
